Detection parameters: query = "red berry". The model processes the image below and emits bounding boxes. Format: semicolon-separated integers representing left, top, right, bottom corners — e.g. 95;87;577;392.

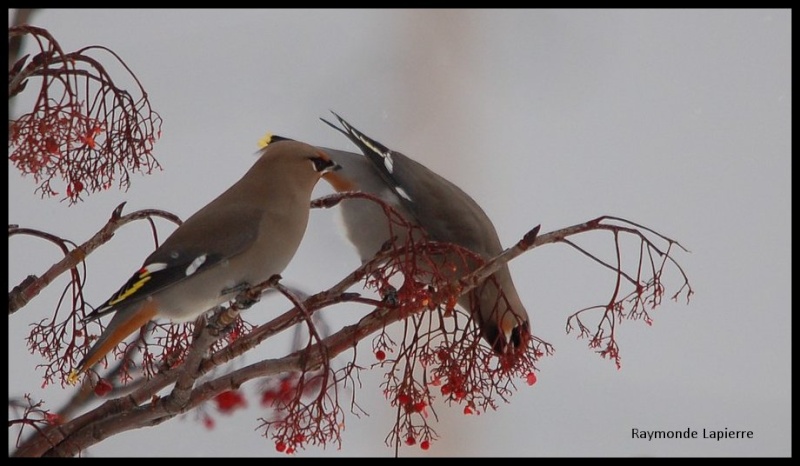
94;379;113;397
214;390;247;413
261;389;277;407
45;138;59;155
279;378;293;394
375;350;386;361
526;372;538;386
421;440;430;450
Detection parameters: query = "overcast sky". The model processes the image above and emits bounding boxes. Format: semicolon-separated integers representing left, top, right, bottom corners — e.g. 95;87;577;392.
8;9;790;457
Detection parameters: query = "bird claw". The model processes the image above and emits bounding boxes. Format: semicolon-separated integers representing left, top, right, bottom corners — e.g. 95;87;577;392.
235;292;261;310
380;285;399;307
223;282;262;310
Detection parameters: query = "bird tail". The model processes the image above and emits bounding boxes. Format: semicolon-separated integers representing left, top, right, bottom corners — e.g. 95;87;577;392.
76;301;158;373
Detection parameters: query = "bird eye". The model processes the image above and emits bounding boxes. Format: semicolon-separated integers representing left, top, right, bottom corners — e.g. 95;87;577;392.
309;156;340;173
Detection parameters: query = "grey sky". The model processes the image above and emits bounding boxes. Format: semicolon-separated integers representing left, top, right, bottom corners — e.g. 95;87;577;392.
8;9;790;457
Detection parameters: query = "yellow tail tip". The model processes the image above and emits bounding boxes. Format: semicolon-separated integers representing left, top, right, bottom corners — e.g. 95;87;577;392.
67;369;81;386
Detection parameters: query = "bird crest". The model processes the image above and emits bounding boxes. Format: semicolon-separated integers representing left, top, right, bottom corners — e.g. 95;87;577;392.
258;132;293;149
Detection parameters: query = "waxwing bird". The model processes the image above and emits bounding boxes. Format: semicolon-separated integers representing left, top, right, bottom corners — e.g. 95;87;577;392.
319;113;530;355
75;137;341;374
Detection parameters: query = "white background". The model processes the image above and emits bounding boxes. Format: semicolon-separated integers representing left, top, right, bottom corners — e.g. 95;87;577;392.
8;9;790;457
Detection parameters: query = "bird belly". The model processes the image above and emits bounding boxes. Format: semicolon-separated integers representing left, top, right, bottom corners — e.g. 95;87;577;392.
157;242;298;322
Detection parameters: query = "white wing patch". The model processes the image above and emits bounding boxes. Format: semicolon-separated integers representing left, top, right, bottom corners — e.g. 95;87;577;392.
342;119;396;174
395;186;413;202
144;262;168;273
381;151;394;173
185;254;208;276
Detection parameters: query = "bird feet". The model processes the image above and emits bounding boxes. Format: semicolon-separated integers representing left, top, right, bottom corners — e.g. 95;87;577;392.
222;282;262;310
380;285;399;307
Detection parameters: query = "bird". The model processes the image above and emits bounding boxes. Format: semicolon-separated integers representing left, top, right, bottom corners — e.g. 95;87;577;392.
318;113;530;355
74;136;341;374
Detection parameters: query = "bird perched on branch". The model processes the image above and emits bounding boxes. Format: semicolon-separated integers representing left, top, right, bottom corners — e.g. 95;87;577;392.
319;113;530;355
74;136;340;376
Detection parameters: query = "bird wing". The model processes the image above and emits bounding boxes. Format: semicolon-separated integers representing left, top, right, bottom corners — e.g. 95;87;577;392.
322;112;501;256
85;203;262;320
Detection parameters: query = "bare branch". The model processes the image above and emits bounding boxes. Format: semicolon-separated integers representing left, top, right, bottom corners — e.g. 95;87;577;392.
9;202;182;315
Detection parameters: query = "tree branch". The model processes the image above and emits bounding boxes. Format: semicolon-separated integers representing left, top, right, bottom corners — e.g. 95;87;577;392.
8;202;182;315
10;195;692;456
